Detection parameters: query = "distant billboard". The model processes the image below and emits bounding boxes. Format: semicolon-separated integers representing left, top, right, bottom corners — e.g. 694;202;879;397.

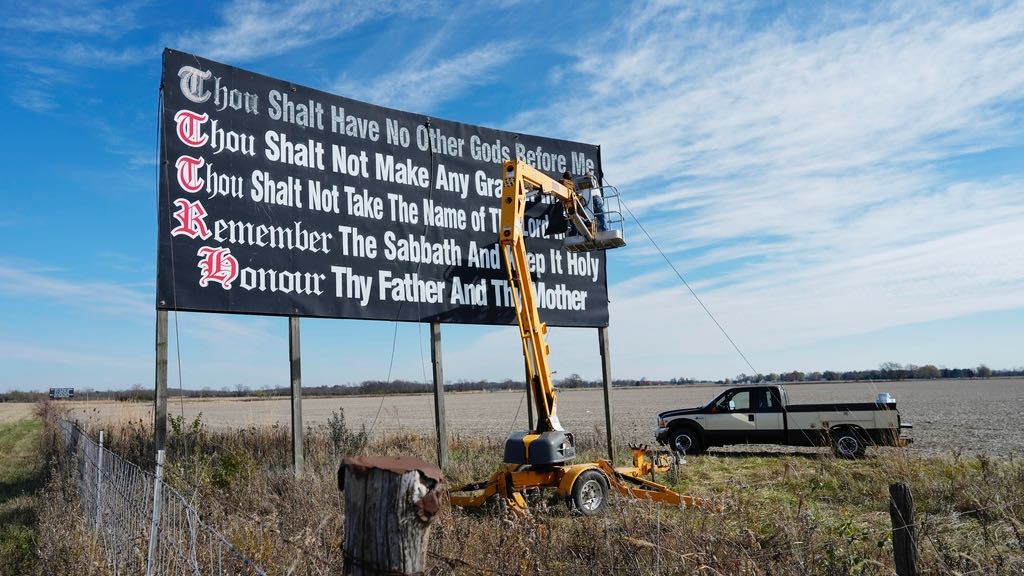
49;388;74;400
157;49;609;327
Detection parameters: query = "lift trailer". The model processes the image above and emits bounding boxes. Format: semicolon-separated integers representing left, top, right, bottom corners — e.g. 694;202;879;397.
448;161;709;515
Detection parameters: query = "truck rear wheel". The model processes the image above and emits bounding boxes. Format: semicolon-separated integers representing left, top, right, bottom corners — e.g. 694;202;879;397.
670;428;704;456
832;429;866;459
570;470;609;516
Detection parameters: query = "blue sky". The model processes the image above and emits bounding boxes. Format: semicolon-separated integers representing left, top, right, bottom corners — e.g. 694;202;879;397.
1;0;1022;393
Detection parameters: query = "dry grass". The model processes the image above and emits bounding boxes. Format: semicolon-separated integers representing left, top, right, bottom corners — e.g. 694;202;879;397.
36;407;1023;576
0;402;37;425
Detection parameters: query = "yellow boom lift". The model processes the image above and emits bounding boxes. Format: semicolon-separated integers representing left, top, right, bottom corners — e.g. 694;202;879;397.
448;160;707;515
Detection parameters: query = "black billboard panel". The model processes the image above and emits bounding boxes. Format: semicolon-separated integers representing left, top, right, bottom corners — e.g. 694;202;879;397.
157;49;608;327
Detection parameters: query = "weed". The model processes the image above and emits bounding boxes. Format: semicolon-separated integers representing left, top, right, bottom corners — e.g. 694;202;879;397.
324;407;368;458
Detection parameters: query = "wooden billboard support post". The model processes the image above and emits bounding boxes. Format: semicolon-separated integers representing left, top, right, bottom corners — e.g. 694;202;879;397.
598;326;615;463
154;309;168;452
430;323;448;469
290;316;303;475
339;456;444;575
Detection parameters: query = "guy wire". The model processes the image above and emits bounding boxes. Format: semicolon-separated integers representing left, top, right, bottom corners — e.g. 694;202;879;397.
367;119;439;438
608;176;759;376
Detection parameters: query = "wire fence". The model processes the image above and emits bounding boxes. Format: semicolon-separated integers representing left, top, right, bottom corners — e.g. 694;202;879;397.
56;419;267;576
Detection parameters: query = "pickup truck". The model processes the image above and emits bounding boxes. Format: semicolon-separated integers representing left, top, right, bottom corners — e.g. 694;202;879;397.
655;385;912;458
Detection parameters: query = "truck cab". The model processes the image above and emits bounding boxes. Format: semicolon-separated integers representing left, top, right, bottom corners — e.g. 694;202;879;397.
702;386;787;445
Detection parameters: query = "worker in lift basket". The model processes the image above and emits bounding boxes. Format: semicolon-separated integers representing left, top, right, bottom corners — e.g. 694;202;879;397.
567;171;607;234
589;183;608;232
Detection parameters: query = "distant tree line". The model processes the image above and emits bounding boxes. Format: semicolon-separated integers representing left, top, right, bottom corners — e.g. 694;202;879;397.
2;363;1020;402
726;362;1014;385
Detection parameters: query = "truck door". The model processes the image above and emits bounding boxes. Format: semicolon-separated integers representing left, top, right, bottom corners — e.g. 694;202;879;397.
703;389;757;443
752;388;785;443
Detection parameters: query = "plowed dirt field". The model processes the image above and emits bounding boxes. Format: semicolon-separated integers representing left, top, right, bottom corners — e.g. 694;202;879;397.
22;378;1024;457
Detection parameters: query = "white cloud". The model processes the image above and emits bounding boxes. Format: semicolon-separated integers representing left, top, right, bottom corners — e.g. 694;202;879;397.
9;87;59;113
0;340;134;369
331;40;521;112
172;0;423;63
0;263;279;346
169;311;282;349
1;0;142;37
495;1;1024;377
0;261;152;317
551;3;1024;187
57;44;151;67
0;2;151;113
0;263;285;390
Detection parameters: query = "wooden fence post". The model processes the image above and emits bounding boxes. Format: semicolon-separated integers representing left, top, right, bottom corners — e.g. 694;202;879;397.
889;482;918;576
338;456;444;575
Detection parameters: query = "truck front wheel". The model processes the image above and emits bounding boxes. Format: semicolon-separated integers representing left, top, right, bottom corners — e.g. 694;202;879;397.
670;428;704;456
831;429;866;458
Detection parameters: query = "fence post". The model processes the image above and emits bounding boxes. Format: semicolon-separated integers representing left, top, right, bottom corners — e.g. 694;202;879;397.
146;450;166;576
339;456;444;575
95;430;105;529
889;482;918;576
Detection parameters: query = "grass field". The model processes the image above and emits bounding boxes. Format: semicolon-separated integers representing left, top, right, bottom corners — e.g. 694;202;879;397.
0;415;44;575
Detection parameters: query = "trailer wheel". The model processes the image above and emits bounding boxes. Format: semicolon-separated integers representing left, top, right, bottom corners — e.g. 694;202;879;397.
670;428;704;456
570;470;609;516
832;429;866;459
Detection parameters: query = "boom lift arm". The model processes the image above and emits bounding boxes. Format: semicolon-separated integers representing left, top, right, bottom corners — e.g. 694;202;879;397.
449;160;709;515
498;161;595;435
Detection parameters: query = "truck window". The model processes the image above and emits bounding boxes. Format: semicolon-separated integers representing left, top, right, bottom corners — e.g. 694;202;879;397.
720;390;750;412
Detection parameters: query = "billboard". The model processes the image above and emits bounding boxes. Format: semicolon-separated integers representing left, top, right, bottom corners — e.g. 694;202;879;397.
49;388;74;400
158;49;608;327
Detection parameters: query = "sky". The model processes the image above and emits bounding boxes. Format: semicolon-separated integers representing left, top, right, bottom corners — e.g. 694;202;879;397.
1;0;1022;393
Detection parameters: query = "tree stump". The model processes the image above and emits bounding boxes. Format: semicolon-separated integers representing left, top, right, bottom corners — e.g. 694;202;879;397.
339;456;444;576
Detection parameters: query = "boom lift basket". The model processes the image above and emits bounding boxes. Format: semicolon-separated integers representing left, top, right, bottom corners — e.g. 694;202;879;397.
564;182;626;253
